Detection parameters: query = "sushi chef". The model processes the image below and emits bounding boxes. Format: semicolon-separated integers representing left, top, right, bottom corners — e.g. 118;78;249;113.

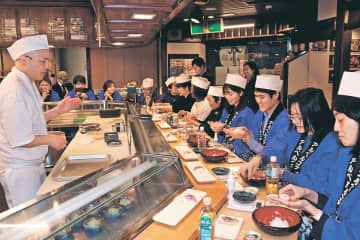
0;35;81;208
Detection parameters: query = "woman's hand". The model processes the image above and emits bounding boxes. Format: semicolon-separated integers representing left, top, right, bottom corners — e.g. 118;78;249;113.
80;93;88;100
239;155;262;179
209;121;225;133
104;92;113;101
41;90;49;100
223;127;251;141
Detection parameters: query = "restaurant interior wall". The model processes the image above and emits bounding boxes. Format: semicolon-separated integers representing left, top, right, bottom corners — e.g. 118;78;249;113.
90;41;158;92
59;48;88;87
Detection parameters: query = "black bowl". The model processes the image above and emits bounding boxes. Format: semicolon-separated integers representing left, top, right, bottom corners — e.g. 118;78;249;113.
212;167;230;176
252;206;302;236
233;191;256;203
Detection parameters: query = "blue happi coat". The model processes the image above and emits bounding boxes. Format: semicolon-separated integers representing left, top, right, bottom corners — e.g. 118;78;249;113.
218;106;254;156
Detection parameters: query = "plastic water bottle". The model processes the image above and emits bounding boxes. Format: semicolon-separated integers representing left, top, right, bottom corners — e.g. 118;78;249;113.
227;172;235;199
266;156;280;195
200;197;215;240
213;132;219;146
198;126;206;151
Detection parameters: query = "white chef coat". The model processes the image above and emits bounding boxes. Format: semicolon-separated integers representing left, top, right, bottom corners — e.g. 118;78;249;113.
0;67;48;208
190;98;212;122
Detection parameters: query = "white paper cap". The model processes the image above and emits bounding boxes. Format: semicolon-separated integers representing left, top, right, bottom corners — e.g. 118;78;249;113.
191;76;210;90
255;74;283;92
7;34;49;61
225;74;246;89
142;78;154;89
208;86;223;97
338;71;360;98
175;73;190;84
165;76;176;87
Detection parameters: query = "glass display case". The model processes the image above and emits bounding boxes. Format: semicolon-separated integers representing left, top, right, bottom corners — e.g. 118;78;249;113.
0;153;190;240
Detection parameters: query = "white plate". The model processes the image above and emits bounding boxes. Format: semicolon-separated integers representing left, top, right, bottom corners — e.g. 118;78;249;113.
153;189;206;226
214;214;244;240
162;132;178;142
157;122;171;129
174;146;199;161
185;161;217;183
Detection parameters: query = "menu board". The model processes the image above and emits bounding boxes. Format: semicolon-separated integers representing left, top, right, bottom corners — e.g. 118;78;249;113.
48;17;65;40
70;18;86;40
20;18;39;37
1;18;17;41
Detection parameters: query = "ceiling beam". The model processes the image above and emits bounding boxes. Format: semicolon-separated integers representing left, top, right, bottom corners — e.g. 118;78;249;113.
110;29;156;33
0;1;91;7
104;4;172;12
144;0;193;45
107;19;160;24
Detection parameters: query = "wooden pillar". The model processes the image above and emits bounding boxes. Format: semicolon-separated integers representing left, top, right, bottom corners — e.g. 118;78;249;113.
159;29;168;97
333;0;352;99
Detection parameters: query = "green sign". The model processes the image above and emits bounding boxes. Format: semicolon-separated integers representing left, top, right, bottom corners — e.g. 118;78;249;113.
190;18;223;35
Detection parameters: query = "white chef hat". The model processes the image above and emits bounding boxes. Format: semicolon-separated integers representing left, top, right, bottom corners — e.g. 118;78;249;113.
175;73;190;84
225;73;247;89
191;76;210;90
142;78;154;89
338;71;360;98
165;76;176;87
255;74;283;92
7;34;49;61
208;86;223;97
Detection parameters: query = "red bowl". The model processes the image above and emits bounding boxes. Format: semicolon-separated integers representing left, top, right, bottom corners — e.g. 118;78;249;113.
252;206;302;236
201;149;228;163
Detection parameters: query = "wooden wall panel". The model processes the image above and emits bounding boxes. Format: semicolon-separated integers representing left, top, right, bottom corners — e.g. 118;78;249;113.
90;41;158;90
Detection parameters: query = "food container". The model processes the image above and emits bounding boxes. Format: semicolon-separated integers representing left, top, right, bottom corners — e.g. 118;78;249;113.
99;108;121;118
82;216;104;236
232;191;256;203
243;231;262;240
241;169;266;187
245;186;259;195
200;148;228;163
252;206;302;236
187;136;210;148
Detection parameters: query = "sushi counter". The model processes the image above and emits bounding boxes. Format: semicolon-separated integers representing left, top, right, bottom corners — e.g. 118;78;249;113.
0;102;298;240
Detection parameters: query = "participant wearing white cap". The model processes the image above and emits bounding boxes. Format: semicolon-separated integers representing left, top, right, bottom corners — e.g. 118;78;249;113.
173;73;195;113
189;77;211;122
209;73;255;157
0;35;81;208
139;77;155;106
225;74;289;162
199;86;225;138
268;72;360;240
157;76;178;105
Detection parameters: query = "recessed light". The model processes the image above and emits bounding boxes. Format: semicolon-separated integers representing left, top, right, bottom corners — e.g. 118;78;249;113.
205;7;216;11
208;16;214;19
112;42;125;46
223;23;255;29
132;13;156;20
221;13;235;17
184;18;189;22
128;33;143;37
48;45;55;48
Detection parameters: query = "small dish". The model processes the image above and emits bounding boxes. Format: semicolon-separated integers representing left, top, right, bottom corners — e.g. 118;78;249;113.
233;191;256;203
245;186;259;195
211;167;230;176
82;216;103;236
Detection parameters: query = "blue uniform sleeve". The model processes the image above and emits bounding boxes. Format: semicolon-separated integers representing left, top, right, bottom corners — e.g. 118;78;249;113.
98;92;105;100
68;89;76;98
86;90;96;100
50;90;60;101
281;170;298;185
114;92;123;101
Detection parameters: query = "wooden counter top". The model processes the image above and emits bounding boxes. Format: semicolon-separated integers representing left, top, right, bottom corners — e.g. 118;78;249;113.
136;121;297;240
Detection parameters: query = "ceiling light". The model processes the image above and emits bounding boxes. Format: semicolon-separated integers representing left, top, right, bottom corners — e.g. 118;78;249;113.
190;6;204;24
184;18;190;22
221;13;235;17
265;4;272;10
223;23;255;29
112;42;125;46
48;45;55;48
205;7;217;11
208;16;214;19
131;13;156;20
193;0;210;6
128;33;143;37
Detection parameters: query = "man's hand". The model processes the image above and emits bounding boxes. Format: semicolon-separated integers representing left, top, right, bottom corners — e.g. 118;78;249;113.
56;96;81;115
48;135;67;150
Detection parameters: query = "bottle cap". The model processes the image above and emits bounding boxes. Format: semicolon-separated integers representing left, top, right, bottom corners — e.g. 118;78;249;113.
270;156;277;163
203;197;212;205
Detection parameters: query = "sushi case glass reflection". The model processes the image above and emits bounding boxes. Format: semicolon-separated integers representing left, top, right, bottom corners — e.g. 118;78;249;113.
0;153;190;240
